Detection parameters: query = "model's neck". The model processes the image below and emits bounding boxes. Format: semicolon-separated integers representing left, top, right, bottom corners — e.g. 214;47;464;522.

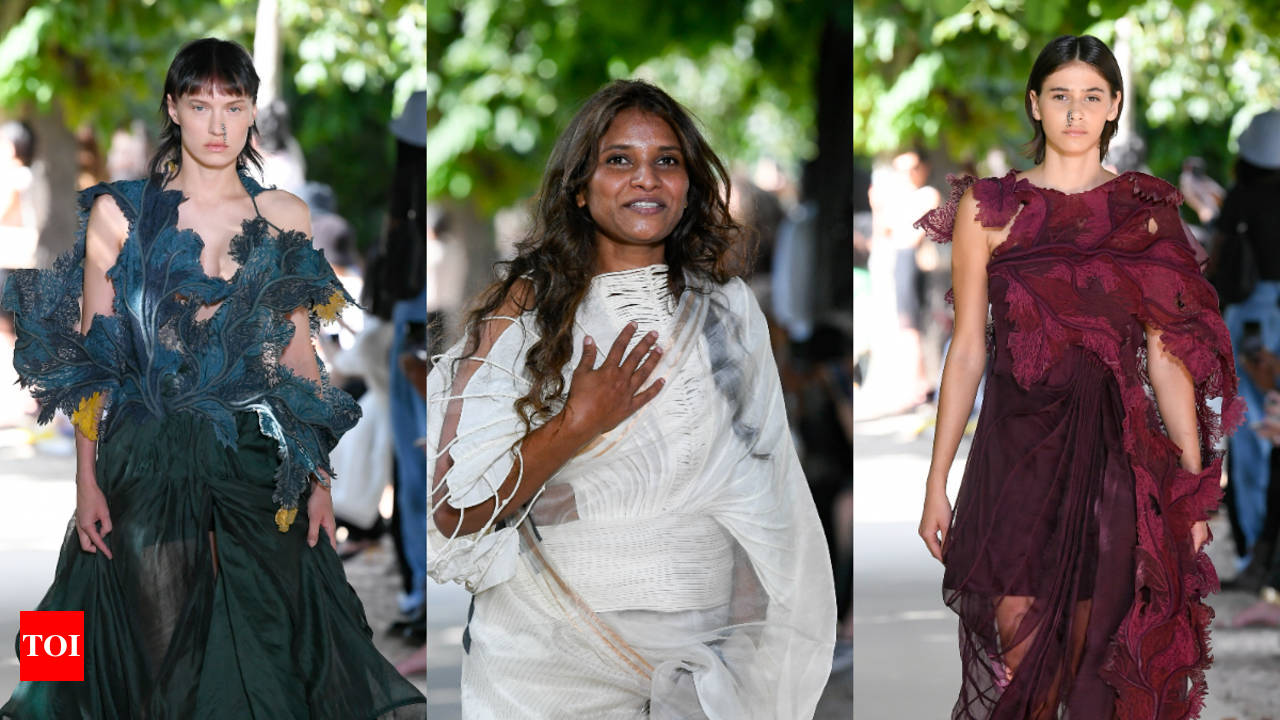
593;241;666;275
166;159;245;202
1029;153;1113;194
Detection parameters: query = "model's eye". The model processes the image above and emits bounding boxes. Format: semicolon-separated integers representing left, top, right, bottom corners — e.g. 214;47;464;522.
605;155;629;166
1053;94;1068;101
192;104;206;111
657;155;682;167
229;106;242;113
1087;96;1102;102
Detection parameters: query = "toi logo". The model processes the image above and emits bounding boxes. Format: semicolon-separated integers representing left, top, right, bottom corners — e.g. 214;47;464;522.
18;611;84;681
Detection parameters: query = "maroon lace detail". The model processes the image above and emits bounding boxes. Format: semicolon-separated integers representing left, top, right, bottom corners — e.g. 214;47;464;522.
954;172;1243;717
915;173;979;246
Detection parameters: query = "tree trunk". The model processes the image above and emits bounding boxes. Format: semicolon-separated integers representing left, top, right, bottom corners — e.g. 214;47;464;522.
28;104;78;267
254;0;282;107
813;15;854;315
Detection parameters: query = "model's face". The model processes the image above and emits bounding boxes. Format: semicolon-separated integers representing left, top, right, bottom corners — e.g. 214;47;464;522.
1029;61;1120;158
167;88;256;170
577;108;690;257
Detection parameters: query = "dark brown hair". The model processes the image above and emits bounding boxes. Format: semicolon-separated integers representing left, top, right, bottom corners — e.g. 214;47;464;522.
463;79;746;429
147;38;264;182
1023;35;1124;164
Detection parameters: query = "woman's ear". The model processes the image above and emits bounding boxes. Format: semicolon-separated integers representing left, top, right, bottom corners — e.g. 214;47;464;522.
576;191;586;208
1028;91;1041;121
166;94;179;125
1107;91;1123;122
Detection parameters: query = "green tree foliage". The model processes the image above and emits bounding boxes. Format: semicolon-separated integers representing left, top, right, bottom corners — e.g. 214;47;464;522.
855;0;1280;182
427;0;848;212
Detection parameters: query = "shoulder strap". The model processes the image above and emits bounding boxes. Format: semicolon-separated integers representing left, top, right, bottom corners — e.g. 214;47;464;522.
79;179;144;226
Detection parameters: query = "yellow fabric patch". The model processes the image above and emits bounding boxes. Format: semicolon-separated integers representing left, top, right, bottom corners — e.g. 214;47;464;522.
314;290;346;322
70;391;104;442
275;506;298;533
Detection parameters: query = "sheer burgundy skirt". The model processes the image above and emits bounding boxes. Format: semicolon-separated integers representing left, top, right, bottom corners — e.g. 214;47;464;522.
943;345;1136;719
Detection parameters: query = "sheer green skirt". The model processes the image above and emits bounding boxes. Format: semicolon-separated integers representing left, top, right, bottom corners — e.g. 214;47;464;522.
1;412;425;719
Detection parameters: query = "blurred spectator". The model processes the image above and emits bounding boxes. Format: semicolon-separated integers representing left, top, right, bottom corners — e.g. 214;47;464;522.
858;150;940;417
772;160;819;345
1180;156;1225;226
256;98;306;195
382;91;428;645
107;120;150;181
426;205;467;364
1210;108;1280;572
1;121;39;346
75;125;107;191
327;316;395;560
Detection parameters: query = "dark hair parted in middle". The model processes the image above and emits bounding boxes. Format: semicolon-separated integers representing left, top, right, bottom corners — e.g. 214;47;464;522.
1023;35;1124;164
464;79;748;430
147;38;264;182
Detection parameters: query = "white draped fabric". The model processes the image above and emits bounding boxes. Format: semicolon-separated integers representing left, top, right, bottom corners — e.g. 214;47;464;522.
427;265;835;719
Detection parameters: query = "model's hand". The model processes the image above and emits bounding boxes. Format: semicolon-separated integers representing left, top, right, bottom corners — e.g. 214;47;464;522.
561;323;665;439
919;491;952;563
75;474;114;559
307;480;337;550
1191;519;1210;554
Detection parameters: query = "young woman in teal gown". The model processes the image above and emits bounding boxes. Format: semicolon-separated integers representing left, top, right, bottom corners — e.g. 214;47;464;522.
0;38;425;719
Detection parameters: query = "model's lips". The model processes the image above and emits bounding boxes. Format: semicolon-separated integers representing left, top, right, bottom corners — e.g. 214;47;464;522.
625;199;667;213
1064;129;1088;136
204;143;228;151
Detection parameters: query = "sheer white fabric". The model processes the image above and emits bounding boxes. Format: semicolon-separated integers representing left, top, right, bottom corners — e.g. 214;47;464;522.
427;265;835;719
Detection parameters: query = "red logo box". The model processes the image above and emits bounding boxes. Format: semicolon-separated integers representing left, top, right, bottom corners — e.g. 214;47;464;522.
18;611;84;681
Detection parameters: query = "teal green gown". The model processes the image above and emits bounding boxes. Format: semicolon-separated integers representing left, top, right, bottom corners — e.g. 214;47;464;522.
0;173;426;719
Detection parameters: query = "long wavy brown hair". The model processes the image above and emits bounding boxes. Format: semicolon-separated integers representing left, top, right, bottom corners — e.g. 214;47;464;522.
462;79;749;430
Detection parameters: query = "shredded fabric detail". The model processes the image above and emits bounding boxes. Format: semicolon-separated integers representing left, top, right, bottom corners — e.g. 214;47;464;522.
918;170;1242;719
0;173;360;516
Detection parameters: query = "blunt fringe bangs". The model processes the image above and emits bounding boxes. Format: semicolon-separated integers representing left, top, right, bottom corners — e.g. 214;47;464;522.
1023;35;1124;165
147;38;264;181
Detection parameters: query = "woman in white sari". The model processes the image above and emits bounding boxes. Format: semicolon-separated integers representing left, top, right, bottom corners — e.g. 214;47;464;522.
428;80;835;719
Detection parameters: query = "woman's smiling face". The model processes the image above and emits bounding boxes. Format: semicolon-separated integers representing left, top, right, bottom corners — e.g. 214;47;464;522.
577;108;689;264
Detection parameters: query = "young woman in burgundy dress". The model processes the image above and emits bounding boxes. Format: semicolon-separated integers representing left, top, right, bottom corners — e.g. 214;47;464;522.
917;35;1242;719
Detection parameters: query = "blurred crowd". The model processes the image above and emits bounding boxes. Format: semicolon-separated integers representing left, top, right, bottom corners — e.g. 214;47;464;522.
0;93;429;678
854;107;1280;631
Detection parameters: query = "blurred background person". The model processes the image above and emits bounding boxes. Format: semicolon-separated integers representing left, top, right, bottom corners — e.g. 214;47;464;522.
0;120;40;429
858;150;940;418
256;97;306;196
74;125;107;191
0;120;39;321
1211;108;1280;587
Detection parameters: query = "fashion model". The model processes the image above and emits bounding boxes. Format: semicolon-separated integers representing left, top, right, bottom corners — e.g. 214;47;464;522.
428;80;836;718
917;34;1242;719
0;38;425;719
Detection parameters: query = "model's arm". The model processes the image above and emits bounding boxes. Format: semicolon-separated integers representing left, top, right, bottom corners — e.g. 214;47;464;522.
432;297;664;538
1145;325;1210;551
74;194;127;559
260;191;344;548
919;187;991;562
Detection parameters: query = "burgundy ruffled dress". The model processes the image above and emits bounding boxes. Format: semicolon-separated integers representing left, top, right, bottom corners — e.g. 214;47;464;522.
917;171;1243;719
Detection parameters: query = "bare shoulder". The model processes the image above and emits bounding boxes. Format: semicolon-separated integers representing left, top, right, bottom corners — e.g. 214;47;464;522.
87;193;128;251
954;185;984;234
255;188;312;235
471;278;535;353
498;277;536;317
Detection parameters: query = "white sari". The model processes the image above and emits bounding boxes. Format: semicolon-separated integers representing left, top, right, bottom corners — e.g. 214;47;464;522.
427;265;835;719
